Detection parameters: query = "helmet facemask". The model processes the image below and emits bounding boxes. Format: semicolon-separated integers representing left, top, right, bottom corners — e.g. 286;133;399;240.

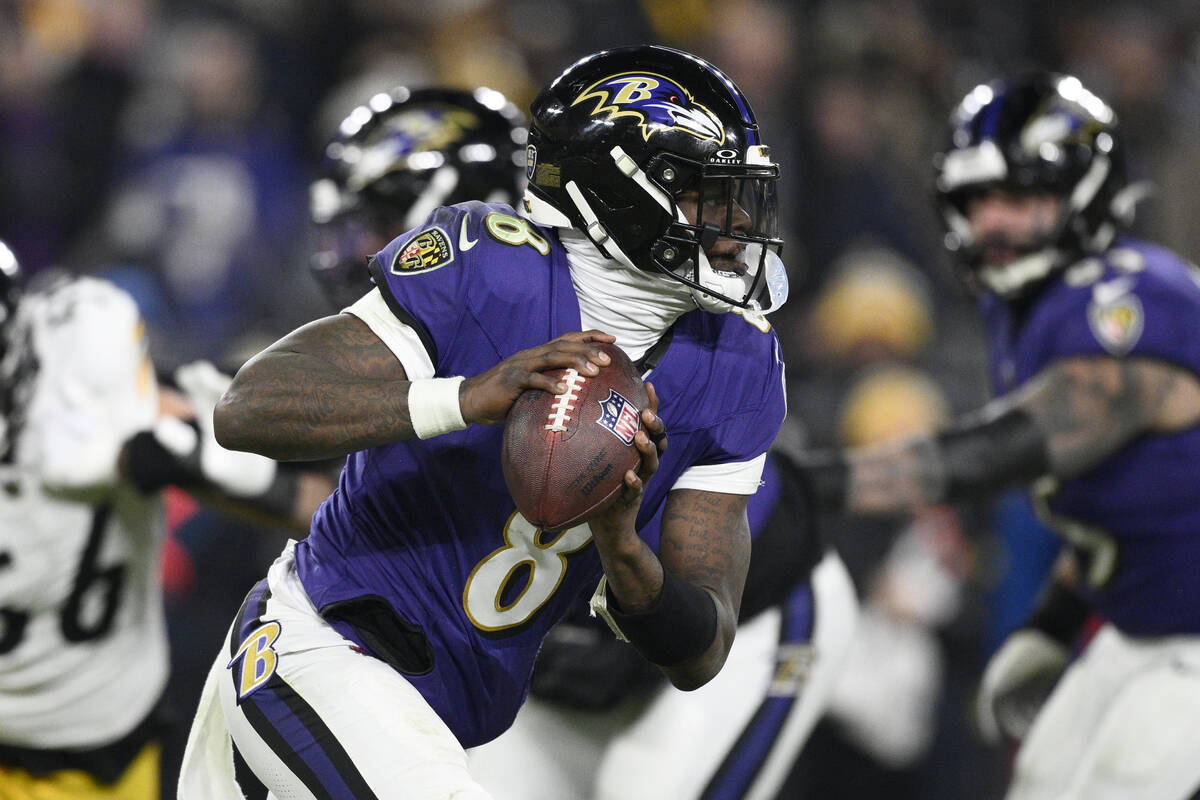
934;74;1143;301
523;45;790;316
527;140;787;314
938;139;1116;299
643;149;787;314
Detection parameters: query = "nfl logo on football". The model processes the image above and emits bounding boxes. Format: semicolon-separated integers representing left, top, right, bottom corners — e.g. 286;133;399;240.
596;389;640;444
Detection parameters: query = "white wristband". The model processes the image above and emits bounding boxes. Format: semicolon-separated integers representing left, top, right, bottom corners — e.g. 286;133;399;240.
408;376;468;439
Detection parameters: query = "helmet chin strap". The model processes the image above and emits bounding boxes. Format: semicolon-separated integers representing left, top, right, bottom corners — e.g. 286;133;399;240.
609;145;752;314
524;149;780;315
559;176;732;314
528;182;697;357
978;248;1064;298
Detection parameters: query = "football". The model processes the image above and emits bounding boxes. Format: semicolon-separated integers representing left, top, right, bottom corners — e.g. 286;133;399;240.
502;342;649;530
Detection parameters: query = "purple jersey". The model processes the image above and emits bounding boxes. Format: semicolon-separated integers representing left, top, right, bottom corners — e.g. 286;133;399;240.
296;201;786;746
981;238;1200;636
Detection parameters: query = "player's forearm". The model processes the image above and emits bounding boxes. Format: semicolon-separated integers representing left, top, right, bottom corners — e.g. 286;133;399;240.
590;527;666;613
798;435;946;515
215;348;419;461
594;531;735;690
844;435;946;514
611;489;747;690
658;587;737;690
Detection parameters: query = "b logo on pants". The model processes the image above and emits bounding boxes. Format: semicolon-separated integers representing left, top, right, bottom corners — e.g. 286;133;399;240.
230;621;281;702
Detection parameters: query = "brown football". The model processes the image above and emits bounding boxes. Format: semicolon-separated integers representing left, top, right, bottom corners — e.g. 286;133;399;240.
502;342;649;531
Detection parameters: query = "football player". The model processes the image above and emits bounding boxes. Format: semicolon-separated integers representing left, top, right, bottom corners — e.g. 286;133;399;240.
307;85;529;311
799;72;1200;799
0;241;330;798
302;84;857;800
178;46;798;799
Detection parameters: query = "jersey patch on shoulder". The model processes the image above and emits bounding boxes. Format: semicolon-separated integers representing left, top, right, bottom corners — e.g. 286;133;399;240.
391;226;454;275
1087;282;1144;356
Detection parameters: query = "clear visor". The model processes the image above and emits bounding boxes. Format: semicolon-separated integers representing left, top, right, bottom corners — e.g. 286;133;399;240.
664;172;787;312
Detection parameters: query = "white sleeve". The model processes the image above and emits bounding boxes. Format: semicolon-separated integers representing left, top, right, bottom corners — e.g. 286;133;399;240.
343;288;435;380
672;452;768;495
33;279;158;489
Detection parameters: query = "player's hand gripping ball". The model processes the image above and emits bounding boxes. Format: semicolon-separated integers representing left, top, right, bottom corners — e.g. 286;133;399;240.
503;342;650;530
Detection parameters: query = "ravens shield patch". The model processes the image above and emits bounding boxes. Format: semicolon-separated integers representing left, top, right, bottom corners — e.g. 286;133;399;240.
1087;291;1144;356
391;227;454;275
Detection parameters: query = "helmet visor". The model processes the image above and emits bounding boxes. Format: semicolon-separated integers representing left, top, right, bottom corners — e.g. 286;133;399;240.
662;166;787;313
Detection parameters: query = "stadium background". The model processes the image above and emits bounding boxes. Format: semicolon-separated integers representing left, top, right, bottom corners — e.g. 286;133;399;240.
2;0;1199;797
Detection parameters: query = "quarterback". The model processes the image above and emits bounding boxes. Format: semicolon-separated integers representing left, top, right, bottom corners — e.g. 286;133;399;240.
180;45;792;800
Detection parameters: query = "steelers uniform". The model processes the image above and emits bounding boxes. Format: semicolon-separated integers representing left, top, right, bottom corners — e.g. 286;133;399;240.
0;277;166;799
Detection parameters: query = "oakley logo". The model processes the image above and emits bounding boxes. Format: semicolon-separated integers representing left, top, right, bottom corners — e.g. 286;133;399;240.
572;72;725;145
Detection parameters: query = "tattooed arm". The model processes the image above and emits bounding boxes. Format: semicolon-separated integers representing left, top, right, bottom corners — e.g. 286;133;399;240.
1016;357;1200;476
591;487;750;691
214;313;616;461
653;489;750;689
831;356;1200;515
583;383;747;690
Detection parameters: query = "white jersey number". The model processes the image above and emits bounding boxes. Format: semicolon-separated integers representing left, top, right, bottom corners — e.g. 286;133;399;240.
463;513;592;632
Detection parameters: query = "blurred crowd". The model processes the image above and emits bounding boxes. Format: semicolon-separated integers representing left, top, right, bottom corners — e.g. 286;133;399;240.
4;0;1200;797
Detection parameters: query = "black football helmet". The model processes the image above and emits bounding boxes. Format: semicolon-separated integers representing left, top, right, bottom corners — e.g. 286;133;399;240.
523;45;787;314
934;72;1140;299
309;86;527;308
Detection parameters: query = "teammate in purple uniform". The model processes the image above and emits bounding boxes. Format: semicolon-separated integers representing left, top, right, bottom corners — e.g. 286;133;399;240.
799;72;1200;799
178;46;791;800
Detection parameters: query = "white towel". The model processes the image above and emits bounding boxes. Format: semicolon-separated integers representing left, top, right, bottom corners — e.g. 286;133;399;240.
178;643;246;800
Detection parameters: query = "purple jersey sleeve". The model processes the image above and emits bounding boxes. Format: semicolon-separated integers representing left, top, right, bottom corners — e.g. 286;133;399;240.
706;330;787;465
366;202;500;373
1025;242;1200;378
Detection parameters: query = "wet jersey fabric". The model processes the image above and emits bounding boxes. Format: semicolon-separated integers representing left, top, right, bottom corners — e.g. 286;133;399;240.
297;201;787;747
980;238;1200;636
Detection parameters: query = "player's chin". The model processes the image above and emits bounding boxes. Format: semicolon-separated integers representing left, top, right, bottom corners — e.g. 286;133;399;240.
707;254;747;276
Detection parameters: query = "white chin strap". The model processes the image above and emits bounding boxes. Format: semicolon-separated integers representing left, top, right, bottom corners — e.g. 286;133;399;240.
979;248;1063;297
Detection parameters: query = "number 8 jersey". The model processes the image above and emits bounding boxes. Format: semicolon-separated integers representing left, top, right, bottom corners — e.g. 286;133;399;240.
0;277;165;750
299;201;787;748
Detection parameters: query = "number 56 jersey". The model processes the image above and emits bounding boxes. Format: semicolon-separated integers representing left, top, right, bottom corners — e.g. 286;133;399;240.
299;202;787;748
0;277;166;751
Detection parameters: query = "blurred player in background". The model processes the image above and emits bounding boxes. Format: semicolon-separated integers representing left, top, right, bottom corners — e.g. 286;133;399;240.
307;85;529;310
307;83;857;800
0;240;327;799
179;45;793;799
799;72;1200;800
